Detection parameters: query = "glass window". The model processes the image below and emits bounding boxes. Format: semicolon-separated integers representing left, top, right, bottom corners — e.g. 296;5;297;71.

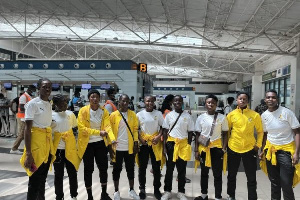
286;78;290;108
279;79;285;105
275;80;279;93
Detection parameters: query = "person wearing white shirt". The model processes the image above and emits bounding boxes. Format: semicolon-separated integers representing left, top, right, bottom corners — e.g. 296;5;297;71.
137;96;164;199
224;97;234;116
161;95;195;200
21;78;54;200
51;94;79;200
260;89;300;200
77;89;116;200
194;94;228;200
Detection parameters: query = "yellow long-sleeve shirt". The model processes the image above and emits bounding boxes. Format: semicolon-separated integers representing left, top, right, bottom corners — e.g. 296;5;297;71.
110;110;138;155
227;107;263;153
77;105;115;159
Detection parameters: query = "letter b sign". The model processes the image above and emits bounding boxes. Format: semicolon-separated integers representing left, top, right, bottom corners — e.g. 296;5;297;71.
139;63;147;73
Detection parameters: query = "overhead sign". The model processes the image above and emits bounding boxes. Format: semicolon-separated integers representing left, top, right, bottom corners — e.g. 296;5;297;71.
262;65;291;82
138;63;147;73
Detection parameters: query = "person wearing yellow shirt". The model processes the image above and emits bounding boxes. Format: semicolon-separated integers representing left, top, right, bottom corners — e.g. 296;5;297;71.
194;94;228;200
161;95;195;200
137;96;164;199
260;89;300;200
110;94;140;200
20;78;54;200
77;89;116;200
226;91;263;200
51;94;80;200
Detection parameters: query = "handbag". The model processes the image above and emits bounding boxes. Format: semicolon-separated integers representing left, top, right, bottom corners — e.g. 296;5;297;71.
198;113;218;147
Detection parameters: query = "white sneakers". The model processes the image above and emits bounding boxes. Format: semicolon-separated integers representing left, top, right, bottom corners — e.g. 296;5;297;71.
177;192;187;200
70;197;77;200
128;189;140;200
10;149;23;155
161;192;172;200
114;191;121;200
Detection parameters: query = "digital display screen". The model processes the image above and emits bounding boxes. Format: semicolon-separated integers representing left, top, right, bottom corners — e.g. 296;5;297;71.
100;84;111;89
82;84;91;90
3;83;12;88
52;83;60;89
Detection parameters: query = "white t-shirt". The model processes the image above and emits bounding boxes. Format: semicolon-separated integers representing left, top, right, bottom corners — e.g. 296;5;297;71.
117;112;129;151
89;108;104;143
25;97;52;128
261;106;300;145
51;110;77;149
137;109;164;135
162;110;195;139
224;104;233;115
195;113;229;142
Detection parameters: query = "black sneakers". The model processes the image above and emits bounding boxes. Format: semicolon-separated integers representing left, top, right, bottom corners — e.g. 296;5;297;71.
154;189;162;200
101;192;112;200
139;189;146;199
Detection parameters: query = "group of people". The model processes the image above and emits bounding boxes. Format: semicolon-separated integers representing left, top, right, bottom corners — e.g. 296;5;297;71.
9;77;300;200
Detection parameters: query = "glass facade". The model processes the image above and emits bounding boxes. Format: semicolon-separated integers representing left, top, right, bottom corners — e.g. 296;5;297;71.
264;76;290;108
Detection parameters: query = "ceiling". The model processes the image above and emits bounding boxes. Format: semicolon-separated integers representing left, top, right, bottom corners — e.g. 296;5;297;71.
0;0;299;81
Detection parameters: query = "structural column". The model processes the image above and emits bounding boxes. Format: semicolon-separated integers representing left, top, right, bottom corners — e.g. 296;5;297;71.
290;38;300;118
251;63;264;110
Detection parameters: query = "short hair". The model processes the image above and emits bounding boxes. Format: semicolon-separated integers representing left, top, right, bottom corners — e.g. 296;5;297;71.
236;91;250;100
205;94;218;103
144;95;153;101
265;89;278;98
227;97;234;104
107;88;115;96
52;94;64;105
174;95;183;101
119;94;129;101
88;89;100;99
37;78;51;89
28;85;36;90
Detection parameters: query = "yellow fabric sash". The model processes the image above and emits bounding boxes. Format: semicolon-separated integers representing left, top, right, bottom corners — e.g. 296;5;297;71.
53;129;81;171
167;136;192;162
194;138;227;174
135;132;165;168
260;140;300;187
20;127;56;177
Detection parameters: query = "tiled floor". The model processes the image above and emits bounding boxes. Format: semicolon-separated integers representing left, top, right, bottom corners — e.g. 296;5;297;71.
1;137;300;200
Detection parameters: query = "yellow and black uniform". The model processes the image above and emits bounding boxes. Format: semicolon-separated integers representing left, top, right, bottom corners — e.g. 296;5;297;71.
226;107;263;200
20;97;55;200
110;109;138;182
77;105;115;197
52;110;80;200
162;110;194;194
260;106;300;199
136;109;164;194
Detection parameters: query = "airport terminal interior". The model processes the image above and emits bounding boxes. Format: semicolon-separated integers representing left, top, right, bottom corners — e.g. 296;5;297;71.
1;0;300;199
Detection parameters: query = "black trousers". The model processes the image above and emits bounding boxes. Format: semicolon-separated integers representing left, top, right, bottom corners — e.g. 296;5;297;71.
113;150;135;181
83;140;108;187
138;145;161;190
164;141;187;193
27;155;51;200
200;148;223;199
54;149;78;199
227;148;257;200
266;149;295;200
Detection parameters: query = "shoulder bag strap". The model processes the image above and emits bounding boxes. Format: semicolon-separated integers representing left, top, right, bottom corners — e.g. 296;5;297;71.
167;112;182;135
208;113;218;137
119;110;134;139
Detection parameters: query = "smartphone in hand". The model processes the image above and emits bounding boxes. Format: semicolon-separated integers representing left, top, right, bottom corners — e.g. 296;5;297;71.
31;163;37;172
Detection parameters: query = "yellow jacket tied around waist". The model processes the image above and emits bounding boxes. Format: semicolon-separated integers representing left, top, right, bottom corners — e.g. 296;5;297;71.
20;127;56;176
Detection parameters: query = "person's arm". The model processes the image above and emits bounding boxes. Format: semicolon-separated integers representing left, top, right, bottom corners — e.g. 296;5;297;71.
259;132;268;159
254;114;264;151
292;128;300;166
9;99;16;114
222;131;228;152
24;120;34;169
194;131;200;160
